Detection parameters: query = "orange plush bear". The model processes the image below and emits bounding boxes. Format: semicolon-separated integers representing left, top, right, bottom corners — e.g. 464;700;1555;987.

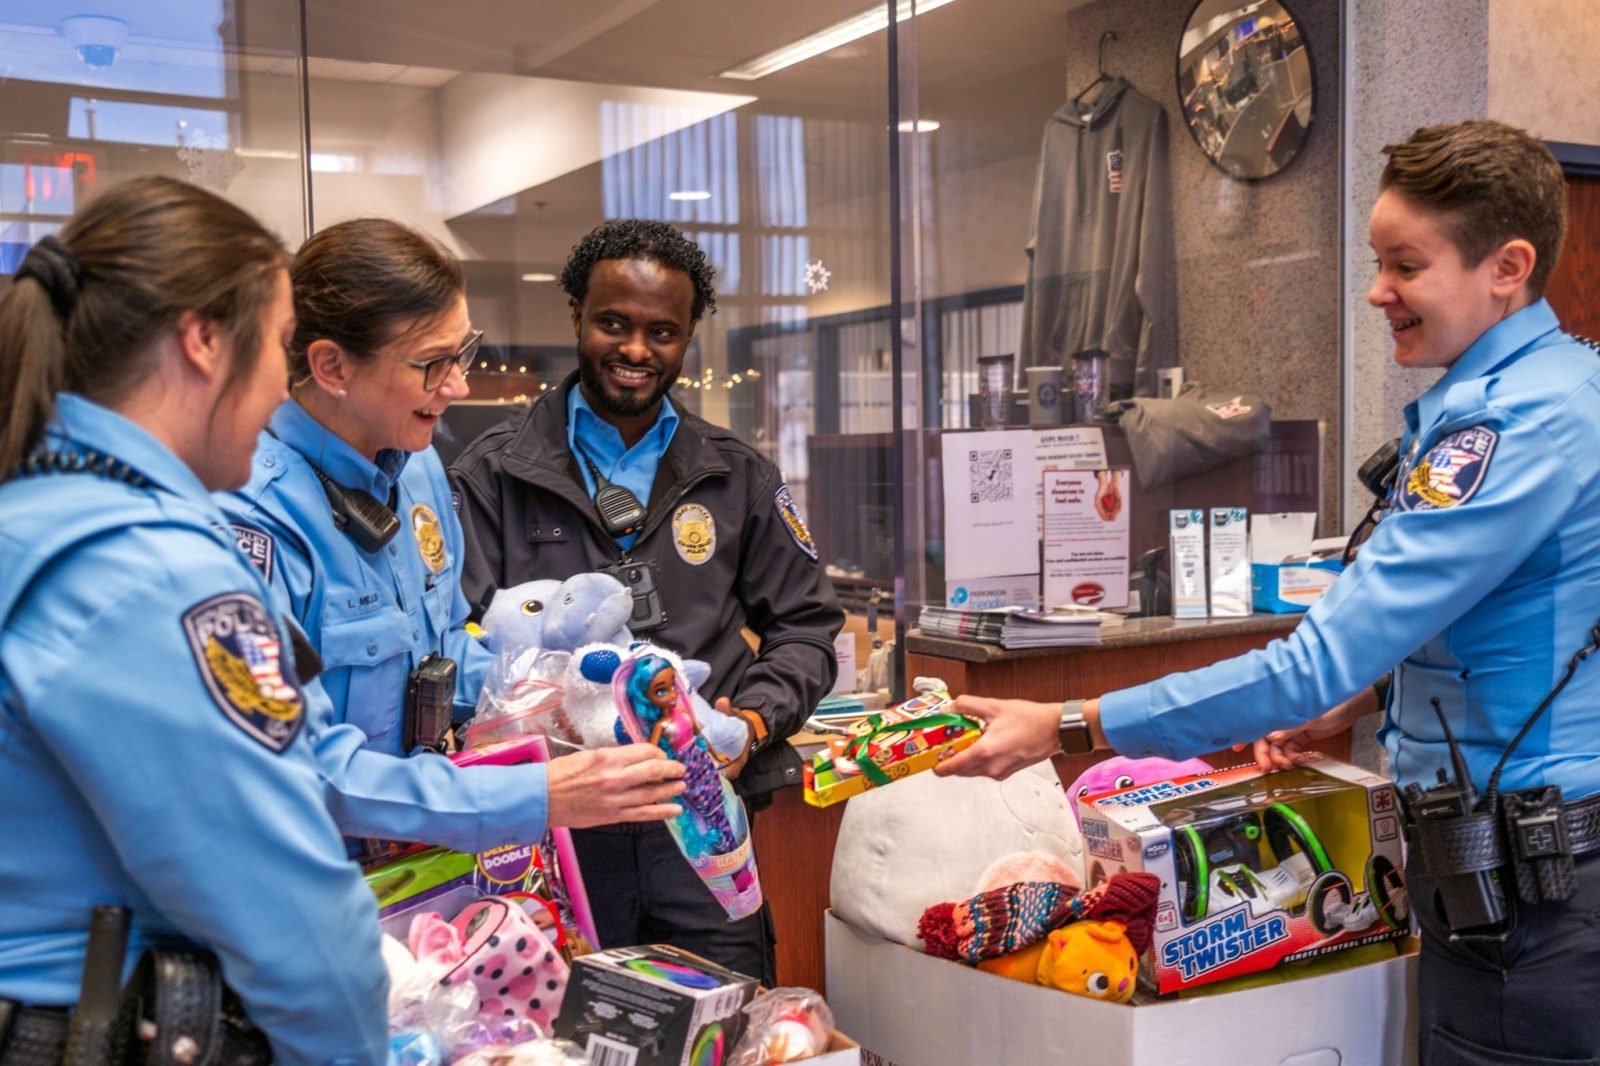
978;919;1139;1003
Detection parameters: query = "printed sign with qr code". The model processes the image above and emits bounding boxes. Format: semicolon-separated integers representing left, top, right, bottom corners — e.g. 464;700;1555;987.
968;448;1014;504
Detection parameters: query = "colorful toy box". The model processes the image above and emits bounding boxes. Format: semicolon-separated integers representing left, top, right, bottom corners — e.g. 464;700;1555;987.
553;945;759;1066
362;734;598;952
802;686;980;808
1078;754;1408;993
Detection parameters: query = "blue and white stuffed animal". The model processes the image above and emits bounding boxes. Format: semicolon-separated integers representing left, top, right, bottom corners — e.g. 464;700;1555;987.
475;572;748;758
563;642;752;759
479;573;632;656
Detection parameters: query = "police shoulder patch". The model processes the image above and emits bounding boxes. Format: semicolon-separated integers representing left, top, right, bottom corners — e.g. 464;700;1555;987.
774;484;818;560
1398;425;1499;512
229;521;275;583
182;592;304;753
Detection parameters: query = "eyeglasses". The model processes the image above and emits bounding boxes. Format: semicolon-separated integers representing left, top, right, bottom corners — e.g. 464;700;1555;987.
398;330;483;391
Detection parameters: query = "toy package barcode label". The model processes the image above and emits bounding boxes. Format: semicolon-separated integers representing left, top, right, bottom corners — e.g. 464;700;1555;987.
802;685;980;807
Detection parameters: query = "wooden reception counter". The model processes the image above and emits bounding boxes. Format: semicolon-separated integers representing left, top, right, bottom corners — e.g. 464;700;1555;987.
755;612;1323;994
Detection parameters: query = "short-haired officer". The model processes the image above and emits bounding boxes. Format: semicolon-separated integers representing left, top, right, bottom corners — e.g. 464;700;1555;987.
940;120;1600;1063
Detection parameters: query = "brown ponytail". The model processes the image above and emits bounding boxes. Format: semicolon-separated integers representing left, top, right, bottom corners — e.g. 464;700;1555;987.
0;176;288;474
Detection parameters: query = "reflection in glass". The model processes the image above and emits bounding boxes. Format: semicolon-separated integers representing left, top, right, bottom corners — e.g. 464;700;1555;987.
1;1;307;267
1177;0;1313;179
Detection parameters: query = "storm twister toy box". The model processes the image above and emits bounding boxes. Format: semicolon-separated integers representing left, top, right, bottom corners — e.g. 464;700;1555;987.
1078;754;1408;994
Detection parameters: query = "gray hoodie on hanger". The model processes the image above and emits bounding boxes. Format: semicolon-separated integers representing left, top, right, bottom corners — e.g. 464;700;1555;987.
1020;78;1176;398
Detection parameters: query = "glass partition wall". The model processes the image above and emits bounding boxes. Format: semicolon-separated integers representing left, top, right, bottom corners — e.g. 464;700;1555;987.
0;0;310;263
2;0;1346;690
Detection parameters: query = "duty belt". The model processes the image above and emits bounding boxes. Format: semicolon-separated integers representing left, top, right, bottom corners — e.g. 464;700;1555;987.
0;1003;68;1066
1412;790;1600;885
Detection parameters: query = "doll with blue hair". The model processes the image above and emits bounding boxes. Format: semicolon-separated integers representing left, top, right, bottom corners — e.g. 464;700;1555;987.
613;650;762;919
621;653;738;855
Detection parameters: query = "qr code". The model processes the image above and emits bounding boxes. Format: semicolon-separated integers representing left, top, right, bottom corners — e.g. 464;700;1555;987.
968;448;1013;504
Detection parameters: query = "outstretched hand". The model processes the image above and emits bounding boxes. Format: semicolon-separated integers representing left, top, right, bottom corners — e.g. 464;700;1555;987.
546;744;686;829
933;695;1064;780
1233;686;1381;772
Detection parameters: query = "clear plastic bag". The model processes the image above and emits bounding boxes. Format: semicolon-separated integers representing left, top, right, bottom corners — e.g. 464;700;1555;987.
729;988;834;1065
451;1037;591;1065
466;647;577;747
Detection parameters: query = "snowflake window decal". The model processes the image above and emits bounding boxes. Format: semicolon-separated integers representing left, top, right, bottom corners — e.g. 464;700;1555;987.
804;259;832;295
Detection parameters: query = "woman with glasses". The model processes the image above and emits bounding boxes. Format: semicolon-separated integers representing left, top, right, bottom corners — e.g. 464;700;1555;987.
220;218;685;855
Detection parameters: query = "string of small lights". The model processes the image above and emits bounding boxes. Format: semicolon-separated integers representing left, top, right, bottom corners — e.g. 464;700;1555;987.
469;359;763;391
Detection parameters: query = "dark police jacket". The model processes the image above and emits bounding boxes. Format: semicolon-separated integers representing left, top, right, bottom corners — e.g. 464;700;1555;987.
449;373;844;799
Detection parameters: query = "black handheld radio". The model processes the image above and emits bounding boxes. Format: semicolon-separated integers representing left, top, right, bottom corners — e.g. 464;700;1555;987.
1401;697;1508;936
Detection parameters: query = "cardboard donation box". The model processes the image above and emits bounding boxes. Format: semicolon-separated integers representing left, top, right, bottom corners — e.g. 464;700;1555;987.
1079;755;1408;993
826;912;1418;1065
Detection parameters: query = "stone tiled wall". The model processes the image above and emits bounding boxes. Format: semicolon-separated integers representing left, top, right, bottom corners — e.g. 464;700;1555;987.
1065;0;1345;530
1344;0;1489;523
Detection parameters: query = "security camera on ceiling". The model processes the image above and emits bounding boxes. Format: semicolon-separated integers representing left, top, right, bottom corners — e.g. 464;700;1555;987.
62;15;130;69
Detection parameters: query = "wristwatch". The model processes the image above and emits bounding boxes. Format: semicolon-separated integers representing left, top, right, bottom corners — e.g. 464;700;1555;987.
1058;699;1094;754
738;708;769;753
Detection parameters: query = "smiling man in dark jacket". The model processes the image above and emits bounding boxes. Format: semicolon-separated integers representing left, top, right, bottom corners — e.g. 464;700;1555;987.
450;219;842;983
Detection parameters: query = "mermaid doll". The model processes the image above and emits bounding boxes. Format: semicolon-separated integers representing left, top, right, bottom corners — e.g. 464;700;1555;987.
620;653;739;856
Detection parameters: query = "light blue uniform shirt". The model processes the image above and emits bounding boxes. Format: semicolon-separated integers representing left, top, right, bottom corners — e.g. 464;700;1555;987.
0;395;388;1066
1101;301;1600;797
567;386;679;551
220;399;548;852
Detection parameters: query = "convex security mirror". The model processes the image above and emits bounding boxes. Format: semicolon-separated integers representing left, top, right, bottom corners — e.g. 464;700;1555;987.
1176;0;1314;180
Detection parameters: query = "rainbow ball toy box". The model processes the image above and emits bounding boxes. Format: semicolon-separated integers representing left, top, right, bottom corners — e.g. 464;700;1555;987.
1078;754;1409;994
553;945;758;1066
802;682;980;808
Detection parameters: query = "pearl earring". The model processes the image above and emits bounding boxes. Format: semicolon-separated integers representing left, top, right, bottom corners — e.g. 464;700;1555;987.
337;388;348;398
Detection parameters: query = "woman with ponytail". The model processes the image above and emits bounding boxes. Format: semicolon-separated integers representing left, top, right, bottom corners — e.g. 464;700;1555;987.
0;177;389;1066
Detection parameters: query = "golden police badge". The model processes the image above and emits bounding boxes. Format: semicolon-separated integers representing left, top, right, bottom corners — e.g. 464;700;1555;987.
673;503;716;565
411;503;448;573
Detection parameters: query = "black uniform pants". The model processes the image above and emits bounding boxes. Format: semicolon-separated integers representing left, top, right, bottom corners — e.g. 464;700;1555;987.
571;820;776;987
1412;850;1600;1064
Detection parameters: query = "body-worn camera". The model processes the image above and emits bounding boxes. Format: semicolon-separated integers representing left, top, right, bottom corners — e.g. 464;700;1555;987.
404;654;457;752
601;557;666;633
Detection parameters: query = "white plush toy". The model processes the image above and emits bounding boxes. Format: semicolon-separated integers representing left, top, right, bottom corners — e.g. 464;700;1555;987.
479;573;632;656
475;572;749;758
828;758;1085;948
562;642;752;758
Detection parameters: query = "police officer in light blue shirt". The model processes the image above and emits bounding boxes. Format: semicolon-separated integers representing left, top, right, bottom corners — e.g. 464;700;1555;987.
0;179;388;1065
942;122;1600;1063
221;219;684;854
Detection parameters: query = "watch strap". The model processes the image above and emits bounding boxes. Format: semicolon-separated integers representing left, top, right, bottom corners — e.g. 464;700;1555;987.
738;708;769;751
1058;699;1093;755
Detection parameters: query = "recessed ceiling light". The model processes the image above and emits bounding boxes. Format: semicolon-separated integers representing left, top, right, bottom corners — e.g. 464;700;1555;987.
521;272;558;282
897;119;941;133
668;190;713;201
720;0;959;81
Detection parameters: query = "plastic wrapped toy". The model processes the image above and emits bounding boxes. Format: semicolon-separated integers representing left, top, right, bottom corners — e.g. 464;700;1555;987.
612;651;762;920
803;680;981;807
451;1039;591;1066
469;570;747;757
729;988;834;1065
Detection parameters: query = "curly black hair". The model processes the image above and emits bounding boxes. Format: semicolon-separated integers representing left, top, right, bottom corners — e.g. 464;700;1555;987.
559;219;717;321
